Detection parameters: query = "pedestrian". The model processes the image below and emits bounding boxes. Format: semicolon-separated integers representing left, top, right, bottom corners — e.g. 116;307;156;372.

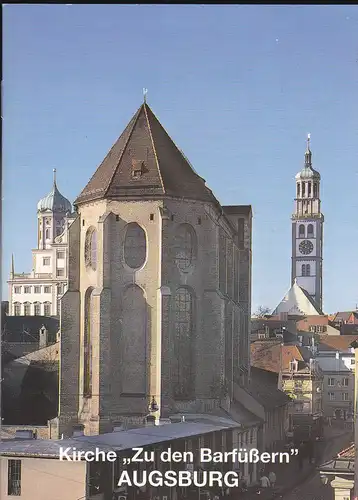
268;471;276;488
259;475;270;488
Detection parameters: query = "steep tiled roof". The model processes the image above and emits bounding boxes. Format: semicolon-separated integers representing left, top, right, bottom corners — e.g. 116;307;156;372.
332;311;358;323
75;103;218;206
318;335;358;352
251;342;312;373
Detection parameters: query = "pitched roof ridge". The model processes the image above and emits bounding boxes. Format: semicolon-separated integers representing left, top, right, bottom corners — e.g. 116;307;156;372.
143;103;165;194
103;105;143;198
146;104;207;183
337;443;354;457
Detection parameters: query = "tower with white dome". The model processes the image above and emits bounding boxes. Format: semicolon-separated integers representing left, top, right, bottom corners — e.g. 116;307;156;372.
8;171;75;317
291;135;324;311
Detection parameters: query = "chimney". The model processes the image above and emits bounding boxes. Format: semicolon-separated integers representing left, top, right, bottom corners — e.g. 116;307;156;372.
15;429;36;439
145;415;157;427
39;326;48;349
72;424;85;437
112;420;125;432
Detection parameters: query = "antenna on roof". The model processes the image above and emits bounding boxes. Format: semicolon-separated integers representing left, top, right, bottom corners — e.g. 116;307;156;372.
143;88;148;103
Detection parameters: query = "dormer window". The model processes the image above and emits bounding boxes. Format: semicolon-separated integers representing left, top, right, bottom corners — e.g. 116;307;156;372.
289;359;298;372
131;159;144;178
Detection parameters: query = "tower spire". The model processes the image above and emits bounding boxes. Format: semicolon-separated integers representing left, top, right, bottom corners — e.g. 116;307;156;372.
10;254;14;278
53;168;57;186
305;133;312;167
143;88;148;103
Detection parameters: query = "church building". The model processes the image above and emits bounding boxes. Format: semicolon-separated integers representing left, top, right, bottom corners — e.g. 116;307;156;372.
53;101;253;437
7;171;75;317
273;135;324;317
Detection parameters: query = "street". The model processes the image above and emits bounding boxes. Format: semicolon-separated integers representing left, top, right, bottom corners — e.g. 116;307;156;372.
280;428;353;500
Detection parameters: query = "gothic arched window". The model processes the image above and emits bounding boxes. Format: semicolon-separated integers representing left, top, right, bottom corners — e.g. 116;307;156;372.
298;224;305;238
175;224;197;271
306;264;311;276
123;223;147;269
307;224;314;237
173;287;194;399
84;287;94;397
302;264;306;277
85;227;97;271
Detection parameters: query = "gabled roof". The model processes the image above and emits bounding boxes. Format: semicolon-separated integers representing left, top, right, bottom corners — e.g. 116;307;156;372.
272;280;323;317
75;103;218;206
318;335;358;352
332;311;358;323
251;342;313;373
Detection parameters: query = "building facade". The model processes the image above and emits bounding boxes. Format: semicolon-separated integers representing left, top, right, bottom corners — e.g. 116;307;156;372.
54;102;253;438
7;171;74;317
291;135;324;311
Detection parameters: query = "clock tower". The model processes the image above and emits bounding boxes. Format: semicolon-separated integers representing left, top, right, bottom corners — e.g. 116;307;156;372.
291;135;324;311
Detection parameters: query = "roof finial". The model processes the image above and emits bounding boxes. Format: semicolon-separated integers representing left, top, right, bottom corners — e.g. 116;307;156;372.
143;88;148;103
305;133;312;167
53;168;57;186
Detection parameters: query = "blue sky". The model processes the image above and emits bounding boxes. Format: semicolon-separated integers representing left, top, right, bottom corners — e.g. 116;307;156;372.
3;4;358;314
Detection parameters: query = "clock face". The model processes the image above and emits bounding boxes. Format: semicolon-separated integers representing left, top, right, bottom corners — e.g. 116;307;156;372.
299;240;314;255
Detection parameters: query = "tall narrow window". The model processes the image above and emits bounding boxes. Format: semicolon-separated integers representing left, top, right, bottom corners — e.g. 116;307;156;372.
85;227;97;271
84;287;94;397
313;183;318;198
307;224;314;237
175;224;196;271
306;264;311;276
302;183;306;196
45;229;50;239
8;459;21;496
308;182;312;197
123;223;147;269
302;264;306;277
44;302;51;316
298;224;305;238
14;303;21;316
34;302;41;316
173;288;194;399
121;285;146;394
23;302;31;316
297;183;300;197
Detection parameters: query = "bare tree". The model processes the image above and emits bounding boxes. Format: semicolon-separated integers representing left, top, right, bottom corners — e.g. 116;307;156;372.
253;305;272;318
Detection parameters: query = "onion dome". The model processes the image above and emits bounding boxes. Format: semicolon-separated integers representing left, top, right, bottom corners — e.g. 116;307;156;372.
37;169;72;213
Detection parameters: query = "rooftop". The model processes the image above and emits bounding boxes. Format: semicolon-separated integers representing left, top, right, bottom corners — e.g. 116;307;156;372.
0;420;241;459
318;335;358;352
75;102;219;207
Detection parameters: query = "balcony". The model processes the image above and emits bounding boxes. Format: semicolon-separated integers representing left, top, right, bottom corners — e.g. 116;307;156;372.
12;272;53;280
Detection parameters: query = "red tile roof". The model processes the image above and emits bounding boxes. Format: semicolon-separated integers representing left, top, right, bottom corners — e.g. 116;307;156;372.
250;342;311;373
318;335;358;351
337;443;355;459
